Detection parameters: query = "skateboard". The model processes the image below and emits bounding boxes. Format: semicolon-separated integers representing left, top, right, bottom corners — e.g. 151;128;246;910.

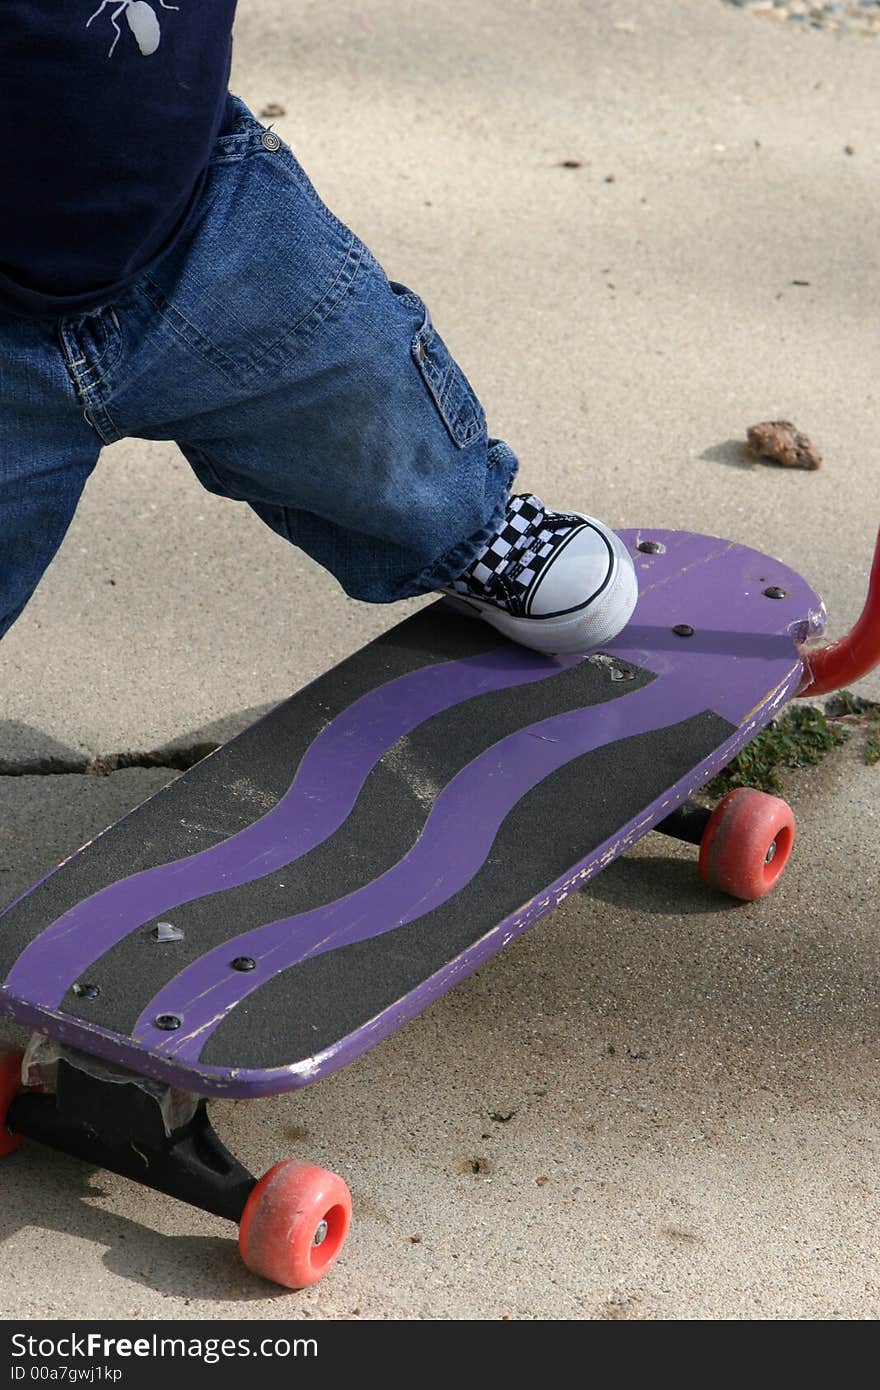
1;527;878;1290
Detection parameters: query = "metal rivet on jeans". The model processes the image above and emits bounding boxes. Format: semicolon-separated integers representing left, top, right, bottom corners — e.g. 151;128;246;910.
261;131;282;152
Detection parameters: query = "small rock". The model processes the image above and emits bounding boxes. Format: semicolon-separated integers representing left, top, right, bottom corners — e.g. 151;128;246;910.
746;420;822;470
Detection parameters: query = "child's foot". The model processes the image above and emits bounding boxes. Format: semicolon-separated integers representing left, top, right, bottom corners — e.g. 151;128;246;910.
442;493;638;655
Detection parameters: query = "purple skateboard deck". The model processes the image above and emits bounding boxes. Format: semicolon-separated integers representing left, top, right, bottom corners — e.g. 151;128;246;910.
0;531;823;1099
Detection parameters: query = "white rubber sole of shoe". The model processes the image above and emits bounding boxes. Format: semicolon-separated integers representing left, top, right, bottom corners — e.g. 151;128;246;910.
441;527;639;656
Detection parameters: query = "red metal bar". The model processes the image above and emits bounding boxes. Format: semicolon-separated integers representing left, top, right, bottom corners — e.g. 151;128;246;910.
798;528;880;696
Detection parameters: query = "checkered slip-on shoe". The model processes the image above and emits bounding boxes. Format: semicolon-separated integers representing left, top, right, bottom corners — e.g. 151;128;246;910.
442;493;638;655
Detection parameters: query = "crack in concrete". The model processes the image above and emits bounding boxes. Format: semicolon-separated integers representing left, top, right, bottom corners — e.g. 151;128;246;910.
0;742;220;779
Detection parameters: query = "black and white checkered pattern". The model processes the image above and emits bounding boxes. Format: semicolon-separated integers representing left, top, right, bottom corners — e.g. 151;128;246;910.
448;494;586;616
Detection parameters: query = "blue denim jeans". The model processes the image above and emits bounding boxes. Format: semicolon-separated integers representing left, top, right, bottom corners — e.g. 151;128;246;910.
0;94;518;640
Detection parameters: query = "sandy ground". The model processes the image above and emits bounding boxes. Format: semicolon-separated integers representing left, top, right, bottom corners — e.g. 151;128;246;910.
1;0;878;1320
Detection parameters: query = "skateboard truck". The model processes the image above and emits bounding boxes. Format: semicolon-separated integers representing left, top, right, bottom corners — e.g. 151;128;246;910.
10;1040;257;1222
657;529;880;893
2;1040;352;1289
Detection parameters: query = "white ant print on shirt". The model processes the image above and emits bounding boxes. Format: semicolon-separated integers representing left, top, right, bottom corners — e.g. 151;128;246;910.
86;1;180;59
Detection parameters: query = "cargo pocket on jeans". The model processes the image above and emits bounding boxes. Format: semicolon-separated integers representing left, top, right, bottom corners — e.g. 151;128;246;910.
410;304;486;449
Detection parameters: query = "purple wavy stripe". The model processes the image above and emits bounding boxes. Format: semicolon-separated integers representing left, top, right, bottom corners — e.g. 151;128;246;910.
5;646;579;1008
138;682;704;1060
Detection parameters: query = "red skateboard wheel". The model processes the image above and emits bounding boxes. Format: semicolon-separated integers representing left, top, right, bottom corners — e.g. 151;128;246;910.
238;1160;352;1289
0;1050;26;1158
699;788;795;901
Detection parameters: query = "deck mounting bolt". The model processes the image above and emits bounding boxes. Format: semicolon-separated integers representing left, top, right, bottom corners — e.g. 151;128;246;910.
672;624;694;637
73;982;100;1000
637;540;666;554
156;1014;182;1032
231;957;257;972
764;586;787;600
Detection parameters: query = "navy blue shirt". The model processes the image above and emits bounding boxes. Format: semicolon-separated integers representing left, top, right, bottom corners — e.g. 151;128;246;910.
0;1;239;318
